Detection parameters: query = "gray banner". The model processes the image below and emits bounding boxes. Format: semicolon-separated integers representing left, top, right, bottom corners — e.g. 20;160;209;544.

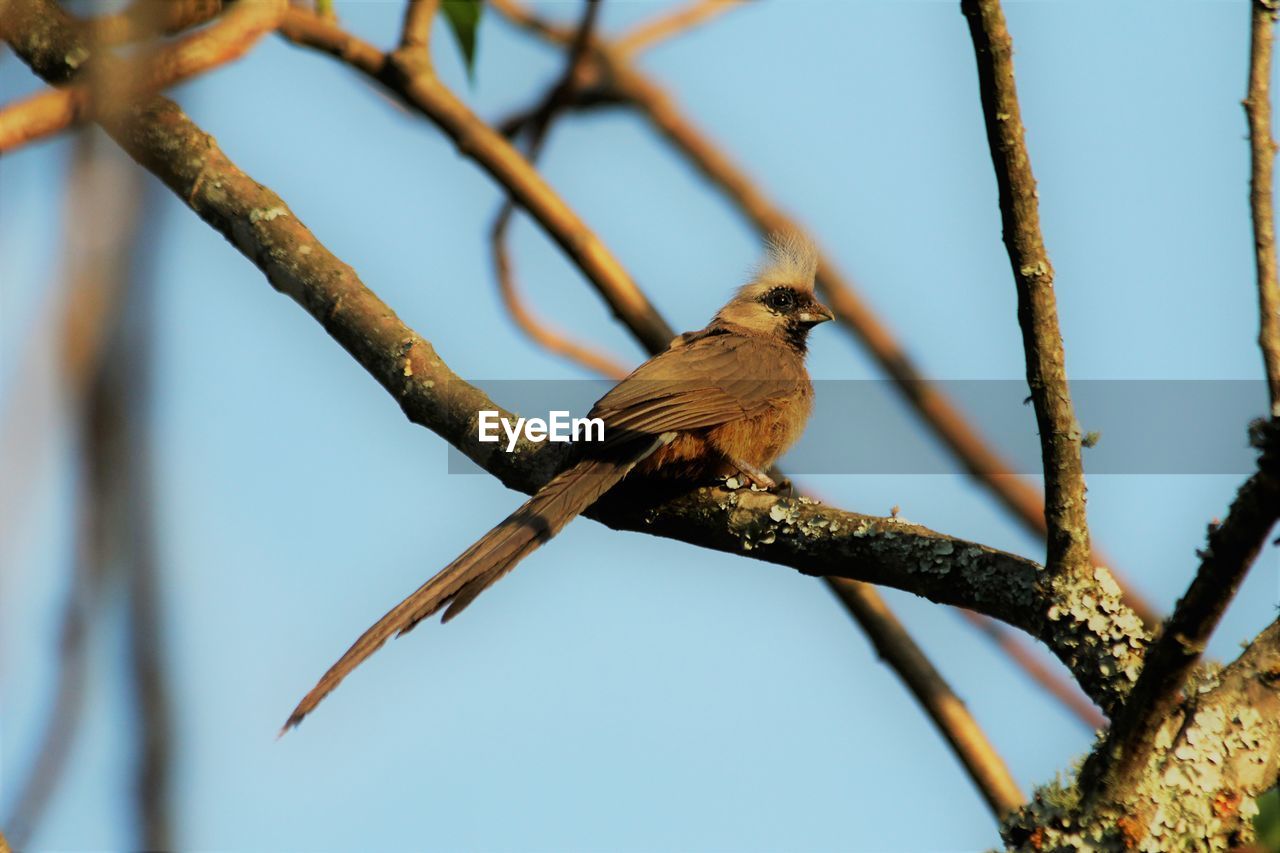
445;379;1270;475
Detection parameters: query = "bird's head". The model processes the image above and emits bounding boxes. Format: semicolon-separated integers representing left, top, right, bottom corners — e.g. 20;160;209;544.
714;232;833;349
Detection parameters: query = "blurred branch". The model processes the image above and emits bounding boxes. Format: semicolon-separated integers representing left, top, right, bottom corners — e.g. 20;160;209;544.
487;0;1158;630
398;0;435;52
828;579;1024;818
491;0;631;379
3;487;95;849
0;0;285;154
0;6;173;841
961;0;1094;595
277;5;677;354
118;193;173;851
961;609;1106;731
1247;0;1280;415
1;126;141;849
86;0;224;45
1078;418;1280;811
613;0;743;56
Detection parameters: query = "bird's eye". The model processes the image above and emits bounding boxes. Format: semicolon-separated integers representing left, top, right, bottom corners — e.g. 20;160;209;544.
765;288;797;312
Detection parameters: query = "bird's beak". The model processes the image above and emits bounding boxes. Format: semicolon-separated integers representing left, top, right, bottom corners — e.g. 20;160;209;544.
797;302;834;326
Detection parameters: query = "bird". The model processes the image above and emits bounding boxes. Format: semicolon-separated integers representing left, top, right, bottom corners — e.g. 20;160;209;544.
283;232;833;730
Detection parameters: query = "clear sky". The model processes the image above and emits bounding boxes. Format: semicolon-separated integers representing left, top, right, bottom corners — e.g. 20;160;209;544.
2;1;1278;850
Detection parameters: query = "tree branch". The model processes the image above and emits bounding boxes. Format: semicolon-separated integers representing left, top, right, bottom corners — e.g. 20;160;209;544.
828;579;1025;817
1247;0;1280;415
398;0;435;53
1;125;141;849
960;0;1094;595
1078;418;1280;809
277;7;677;355
613;0;743;56
1005;616;1280;848
0;0;285;155
489;0;631;379
82;0;224;46
961;609;1106;731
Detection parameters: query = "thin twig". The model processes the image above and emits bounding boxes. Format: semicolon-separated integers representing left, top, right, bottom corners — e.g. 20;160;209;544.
961;610;1106;731
0;0;286;154
489;0;630;379
1078;418;1280;810
1247;0;1280;415
613;0;743;57
960;0;1093;591
399;0;435;52
828;579;1024;818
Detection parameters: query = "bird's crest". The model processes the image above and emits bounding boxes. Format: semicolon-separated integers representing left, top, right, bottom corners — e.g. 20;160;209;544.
751;230;819;291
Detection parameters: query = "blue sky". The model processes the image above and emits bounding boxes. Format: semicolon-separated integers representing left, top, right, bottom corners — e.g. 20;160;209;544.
2;1;1278;850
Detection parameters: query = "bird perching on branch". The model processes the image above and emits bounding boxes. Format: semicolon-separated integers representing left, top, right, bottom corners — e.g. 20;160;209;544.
283;233;834;730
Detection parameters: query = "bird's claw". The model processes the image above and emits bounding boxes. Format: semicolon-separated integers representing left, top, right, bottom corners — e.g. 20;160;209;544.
726;462;776;492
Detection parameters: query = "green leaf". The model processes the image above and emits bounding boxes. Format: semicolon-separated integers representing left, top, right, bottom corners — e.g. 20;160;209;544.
1257;787;1280;852
442;0;483;79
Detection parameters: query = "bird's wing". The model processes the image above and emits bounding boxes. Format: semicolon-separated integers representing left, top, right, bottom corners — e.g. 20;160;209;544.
589;330;798;440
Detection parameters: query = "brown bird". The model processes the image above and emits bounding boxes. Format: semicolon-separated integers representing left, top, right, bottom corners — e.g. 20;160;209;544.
283;233;833;730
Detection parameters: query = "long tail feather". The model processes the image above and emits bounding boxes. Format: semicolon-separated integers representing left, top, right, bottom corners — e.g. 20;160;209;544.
282;456;634;731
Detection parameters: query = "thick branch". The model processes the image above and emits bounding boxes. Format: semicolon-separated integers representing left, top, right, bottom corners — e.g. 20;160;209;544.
1247;0;1280;415
1004;617;1280;849
961;0;1093;592
1079;419;1280;808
